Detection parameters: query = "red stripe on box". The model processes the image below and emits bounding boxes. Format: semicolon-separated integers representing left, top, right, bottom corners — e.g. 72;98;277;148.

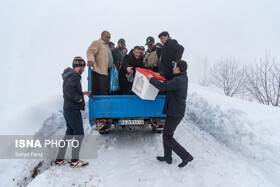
136;68;166;81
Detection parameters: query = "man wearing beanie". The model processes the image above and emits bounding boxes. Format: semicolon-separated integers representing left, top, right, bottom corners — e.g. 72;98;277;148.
55;56;91;168
146;60;194;168
112;38;126;71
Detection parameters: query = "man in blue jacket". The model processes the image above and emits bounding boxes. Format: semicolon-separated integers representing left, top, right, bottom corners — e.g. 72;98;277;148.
55;57;91;168
147;60;193;168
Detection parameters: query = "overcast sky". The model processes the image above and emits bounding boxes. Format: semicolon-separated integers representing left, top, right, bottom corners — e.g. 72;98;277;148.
0;0;280;111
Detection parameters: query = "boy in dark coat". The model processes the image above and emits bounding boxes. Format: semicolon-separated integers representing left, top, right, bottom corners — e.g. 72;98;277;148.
55;57;91;168
147;60;193;168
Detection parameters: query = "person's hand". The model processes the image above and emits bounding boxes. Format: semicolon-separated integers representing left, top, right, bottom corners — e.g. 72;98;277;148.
83;91;92;96
127;67;133;73
79;98;83;103
87;61;94;67
146;74;153;80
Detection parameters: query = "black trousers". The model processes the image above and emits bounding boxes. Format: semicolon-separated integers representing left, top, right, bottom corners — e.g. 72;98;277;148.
91;71;110;95
56;109;84;162
163;116;192;160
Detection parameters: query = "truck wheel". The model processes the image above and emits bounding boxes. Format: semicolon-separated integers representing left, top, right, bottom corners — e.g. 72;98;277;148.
97;123;111;135
99;130;111;135
152;125;163;133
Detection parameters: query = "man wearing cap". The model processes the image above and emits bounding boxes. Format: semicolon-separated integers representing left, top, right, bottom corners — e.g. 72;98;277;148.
158;31;184;80
112;38;126;71
143;36;162;73
86;31;114;95
55;57;91;168
146;60;193;168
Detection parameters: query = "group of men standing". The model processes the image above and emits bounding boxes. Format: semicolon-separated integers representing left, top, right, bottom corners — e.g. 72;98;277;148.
86;30;185;95
85;30;193;167
55;30;194;168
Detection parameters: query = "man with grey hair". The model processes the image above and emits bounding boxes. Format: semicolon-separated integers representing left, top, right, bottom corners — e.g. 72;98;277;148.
86;31;114;95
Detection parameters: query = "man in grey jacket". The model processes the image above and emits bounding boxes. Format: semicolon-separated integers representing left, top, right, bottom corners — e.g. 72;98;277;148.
147;60;193;168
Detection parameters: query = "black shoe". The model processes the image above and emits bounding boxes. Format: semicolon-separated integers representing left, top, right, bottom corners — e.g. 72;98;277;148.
178;155;194;168
156;156;172;164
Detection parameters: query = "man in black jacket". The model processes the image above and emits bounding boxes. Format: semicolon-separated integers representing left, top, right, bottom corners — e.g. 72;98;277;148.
112;38;126;71
147;60;193;168
158;31;184;80
119;46;145;94
55;57;91;168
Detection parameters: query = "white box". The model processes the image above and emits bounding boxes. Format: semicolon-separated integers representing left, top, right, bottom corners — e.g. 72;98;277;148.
132;70;159;100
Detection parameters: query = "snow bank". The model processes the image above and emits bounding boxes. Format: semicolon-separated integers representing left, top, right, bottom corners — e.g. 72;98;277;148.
187;84;280;184
0;84;279;186
0;97;92;186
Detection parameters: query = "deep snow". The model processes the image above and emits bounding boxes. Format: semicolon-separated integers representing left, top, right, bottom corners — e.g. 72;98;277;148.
0;84;279;187
1;1;280;186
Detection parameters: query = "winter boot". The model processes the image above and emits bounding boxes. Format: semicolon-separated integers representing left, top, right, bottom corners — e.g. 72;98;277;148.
156;156;172;164
178;155;194;168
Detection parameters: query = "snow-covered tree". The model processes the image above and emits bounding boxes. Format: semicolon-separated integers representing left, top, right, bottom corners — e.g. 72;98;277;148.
209;57;245;97
245;52;280;106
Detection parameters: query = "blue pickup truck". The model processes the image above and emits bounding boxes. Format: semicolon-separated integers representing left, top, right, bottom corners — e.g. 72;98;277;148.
87;68;166;134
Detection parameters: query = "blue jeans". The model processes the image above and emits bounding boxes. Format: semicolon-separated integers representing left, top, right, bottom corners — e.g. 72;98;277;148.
64;109;84;136
56;109;84;162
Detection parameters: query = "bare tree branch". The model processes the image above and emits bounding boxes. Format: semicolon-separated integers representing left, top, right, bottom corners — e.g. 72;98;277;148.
209;57;245;97
244;51;280;106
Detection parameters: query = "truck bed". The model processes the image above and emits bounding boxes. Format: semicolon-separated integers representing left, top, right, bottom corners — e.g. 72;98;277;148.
88;95;166;124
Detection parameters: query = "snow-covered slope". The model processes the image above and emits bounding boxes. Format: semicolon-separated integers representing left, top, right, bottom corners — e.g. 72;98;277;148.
0;84;279;187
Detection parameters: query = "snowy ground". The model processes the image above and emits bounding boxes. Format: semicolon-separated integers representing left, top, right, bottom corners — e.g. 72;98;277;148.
0;84;279;187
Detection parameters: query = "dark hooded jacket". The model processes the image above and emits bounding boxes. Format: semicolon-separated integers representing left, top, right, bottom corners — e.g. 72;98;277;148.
161;39;184;80
62;67;85;110
112;47;124;71
149;72;188;117
118;50;145;91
